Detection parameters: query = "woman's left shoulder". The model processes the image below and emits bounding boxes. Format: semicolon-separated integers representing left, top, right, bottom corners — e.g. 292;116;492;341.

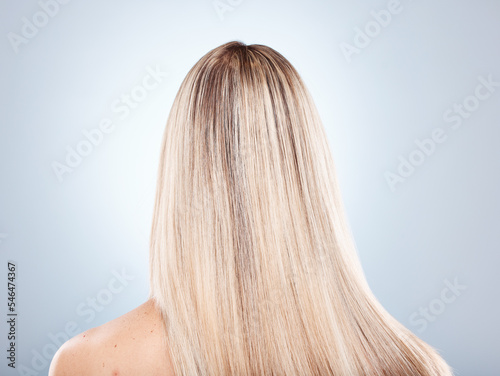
49;299;172;376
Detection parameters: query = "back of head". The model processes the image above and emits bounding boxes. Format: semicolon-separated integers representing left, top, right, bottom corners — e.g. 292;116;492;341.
149;41;453;375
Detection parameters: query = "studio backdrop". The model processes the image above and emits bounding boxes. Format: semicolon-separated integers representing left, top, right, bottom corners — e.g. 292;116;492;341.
1;0;499;375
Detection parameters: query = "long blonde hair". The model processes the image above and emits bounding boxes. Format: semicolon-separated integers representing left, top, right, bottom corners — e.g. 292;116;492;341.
149;41;453;375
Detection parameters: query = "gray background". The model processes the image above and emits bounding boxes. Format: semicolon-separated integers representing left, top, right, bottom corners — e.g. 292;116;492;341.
1;0;499;375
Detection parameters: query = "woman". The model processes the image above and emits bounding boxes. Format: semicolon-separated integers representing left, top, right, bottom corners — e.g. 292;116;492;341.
49;41;453;375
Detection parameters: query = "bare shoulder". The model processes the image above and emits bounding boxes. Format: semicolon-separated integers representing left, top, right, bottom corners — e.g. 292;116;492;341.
49;298;174;376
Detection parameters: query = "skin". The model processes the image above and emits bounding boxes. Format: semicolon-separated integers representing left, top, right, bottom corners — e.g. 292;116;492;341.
48;299;175;376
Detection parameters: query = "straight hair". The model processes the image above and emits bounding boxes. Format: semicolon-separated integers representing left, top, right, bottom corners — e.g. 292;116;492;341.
149;41;453;375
